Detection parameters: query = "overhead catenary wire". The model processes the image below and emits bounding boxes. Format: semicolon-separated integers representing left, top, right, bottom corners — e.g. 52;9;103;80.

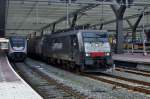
35;0;39;25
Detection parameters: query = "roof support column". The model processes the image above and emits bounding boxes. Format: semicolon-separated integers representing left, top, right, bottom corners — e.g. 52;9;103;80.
132;13;143;42
99;23;103;30
111;5;126;54
51;23;56;33
126;19;133;28
41;30;44;36
71;14;78;28
116;17;124;53
126;12;143;43
0;0;6;37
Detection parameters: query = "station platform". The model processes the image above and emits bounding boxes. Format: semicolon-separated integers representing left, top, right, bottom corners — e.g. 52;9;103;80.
0;52;42;99
113;53;150;64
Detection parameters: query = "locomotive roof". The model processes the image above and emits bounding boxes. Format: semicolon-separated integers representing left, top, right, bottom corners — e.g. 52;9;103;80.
50;29;108;37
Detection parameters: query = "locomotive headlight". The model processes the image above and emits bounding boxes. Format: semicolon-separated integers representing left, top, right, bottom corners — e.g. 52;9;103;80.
106;52;110;56
86;53;90;56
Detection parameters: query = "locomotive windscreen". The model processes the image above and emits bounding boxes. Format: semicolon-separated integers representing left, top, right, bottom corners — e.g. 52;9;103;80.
83;32;110;53
10;37;26;47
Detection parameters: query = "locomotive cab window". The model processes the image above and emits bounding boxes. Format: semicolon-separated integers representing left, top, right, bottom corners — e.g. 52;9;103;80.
83;32;110;53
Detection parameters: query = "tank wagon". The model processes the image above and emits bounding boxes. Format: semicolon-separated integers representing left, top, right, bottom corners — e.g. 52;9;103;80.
28;36;44;59
28;30;113;72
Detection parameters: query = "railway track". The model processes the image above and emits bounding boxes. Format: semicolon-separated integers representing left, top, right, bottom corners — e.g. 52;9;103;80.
99;72;150;86
26;60;150;95
115;67;150;77
25;59;150;99
14;63;87;99
16;58;150;97
83;73;150;95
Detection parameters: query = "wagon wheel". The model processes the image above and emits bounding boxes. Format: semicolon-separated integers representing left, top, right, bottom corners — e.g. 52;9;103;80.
74;65;81;74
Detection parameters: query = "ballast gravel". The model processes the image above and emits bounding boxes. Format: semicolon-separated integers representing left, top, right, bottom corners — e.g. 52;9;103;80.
25;58;150;99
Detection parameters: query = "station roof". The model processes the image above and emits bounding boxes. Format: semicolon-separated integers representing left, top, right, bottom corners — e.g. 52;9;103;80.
5;0;150;36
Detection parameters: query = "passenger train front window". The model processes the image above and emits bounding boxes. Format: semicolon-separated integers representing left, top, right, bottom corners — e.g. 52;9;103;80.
10;38;25;47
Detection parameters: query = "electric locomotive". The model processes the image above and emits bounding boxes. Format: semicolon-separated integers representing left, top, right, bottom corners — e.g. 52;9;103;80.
42;30;113;72
8;36;27;62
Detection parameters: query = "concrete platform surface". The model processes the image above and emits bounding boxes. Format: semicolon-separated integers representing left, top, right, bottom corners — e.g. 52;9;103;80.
113;53;150;64
0;53;42;99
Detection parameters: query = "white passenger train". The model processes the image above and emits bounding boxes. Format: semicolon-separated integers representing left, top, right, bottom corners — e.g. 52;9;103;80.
8;36;27;61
